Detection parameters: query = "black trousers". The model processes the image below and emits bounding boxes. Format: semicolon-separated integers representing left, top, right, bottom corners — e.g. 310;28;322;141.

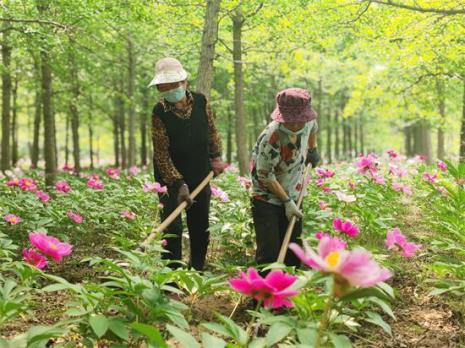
158;184;211;271
252;198;303;269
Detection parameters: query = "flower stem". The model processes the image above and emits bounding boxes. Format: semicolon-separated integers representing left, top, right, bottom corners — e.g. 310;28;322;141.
315;282;336;348
246;300;261;338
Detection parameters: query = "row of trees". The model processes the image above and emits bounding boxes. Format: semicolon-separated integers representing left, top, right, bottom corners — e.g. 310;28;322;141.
1;0;464;183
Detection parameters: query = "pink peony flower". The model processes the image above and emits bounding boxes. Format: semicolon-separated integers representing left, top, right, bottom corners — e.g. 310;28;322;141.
423;172;438;184
389;164;408;177
143;181;168;194
67;211;84;224
121;210;136;220
237;176;252;190
106;167;120;179
372;174;386;185
385;228;421;257
211;185;229;202
161;239;168;247
28;232;73;262
18;178;38;192
315;231;329;239
87;177;104;190
319;201;329;210
4;214;21;225
36;191;50;203
386;149;398;159
335;191;356;203
417;155;427;162
23;248;47;269
392;182;412;196
229;268;299;309
62;164;74;173
6;179;19;187
333;218;360;237
290;236;392;288
129;166;141;176
316;168;335;179
224;163;238;173
55;181;71;193
322;186;332;193
437;160;447;172
356;153;379;176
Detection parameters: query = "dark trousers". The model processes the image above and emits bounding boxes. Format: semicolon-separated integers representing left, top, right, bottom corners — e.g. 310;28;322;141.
252;198;303;269
159;184;211;271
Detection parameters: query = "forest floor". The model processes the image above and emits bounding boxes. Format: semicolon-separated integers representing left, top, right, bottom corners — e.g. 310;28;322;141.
2;203;465;348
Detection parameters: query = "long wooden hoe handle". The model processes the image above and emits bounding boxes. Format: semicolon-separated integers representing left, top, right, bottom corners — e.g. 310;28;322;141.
140;171;215;249
276;164;312;263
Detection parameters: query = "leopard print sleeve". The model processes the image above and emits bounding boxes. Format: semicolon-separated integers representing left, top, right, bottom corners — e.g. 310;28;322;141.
151;112;183;184
205;99;222;159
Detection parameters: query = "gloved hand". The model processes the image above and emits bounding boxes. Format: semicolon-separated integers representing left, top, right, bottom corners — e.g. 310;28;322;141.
306;147;321;168
210;157;226;177
177;183;193;208
284;200;303;220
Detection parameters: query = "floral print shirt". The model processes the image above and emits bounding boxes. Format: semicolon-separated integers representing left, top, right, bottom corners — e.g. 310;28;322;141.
250;120;318;206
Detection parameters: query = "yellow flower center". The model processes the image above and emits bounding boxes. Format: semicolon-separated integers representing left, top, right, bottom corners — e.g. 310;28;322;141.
11;217;17;223
49;243;58;250
325;251;341;269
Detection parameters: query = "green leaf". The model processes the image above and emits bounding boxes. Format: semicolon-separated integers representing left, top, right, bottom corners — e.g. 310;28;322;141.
200;333;226;348
340;287;390;303
265;322;292;346
328;333;352;348
130;322;167;347
89;315;109;338
368;297;395;319
108;319;129;341
166;325;200;348
365;311;392;336
248;337;266;348
41;283;72;292
296;328;317;345
201;322;232;339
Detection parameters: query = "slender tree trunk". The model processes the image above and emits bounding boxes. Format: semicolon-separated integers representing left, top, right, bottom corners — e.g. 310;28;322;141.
118;82;127;168
316;78;323;150
88;112;94;170
436;79;446;160
342;121;348;158
232;9;248;174
359;116;364;155
140;86;149;166
334;110;340;160
65;113;70;166
353;117;358;156
68;44;81;174
11;76;18;166
127;38;136;167
460;76;465;162
326;107;332;163
404;125;413;157
31;84;41;168
1;24;12;172
347;121;352;158
113;115;120;167
196;0;221;99
227;111;232;164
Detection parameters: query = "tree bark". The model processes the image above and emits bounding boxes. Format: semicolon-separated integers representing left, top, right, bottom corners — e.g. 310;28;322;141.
88;111;94;170
326;107;332;163
196;0;221;99
31;83;41;168
118;80;127;168
127;38;136;167
353;117;358;156
140;85;149;166
113;114;120;167
232;9;248;174
359;116;364;155
347;121;352;158
342;121;348;158
11;76;18;166
436;79;446;160
1;23;12;171
227;111;232;163
68;43;81;174
316;78;323;150
65;112;70;166
334;109;340;160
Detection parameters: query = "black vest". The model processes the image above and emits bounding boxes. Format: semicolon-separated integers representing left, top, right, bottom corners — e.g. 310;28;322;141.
153;92;210;187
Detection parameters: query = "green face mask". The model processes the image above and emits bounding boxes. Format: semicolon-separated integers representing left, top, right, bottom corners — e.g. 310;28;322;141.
162;86;186;103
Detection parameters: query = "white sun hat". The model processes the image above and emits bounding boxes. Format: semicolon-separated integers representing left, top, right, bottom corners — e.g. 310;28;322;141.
148;57;188;87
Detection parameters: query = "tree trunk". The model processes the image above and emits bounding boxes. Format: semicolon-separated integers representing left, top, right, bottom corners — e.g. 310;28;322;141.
1;24;12;172
353;117;358;156
11;76;18;167
326;107;332;163
436;79;446;160
196;0;221;99
334;109;340;160
316;78;323;150
65;112;70;166
404;125;413;157
88;112;94;170
460;76;465;162
347;121;352;158
227;111;232;164
342;121;348;159
232;9;248;174
140;85;149;166
119;84;127;169
113;115;120;167
31;84;41;168
359;116;364;155
127;38;136;167
68;44;81;174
